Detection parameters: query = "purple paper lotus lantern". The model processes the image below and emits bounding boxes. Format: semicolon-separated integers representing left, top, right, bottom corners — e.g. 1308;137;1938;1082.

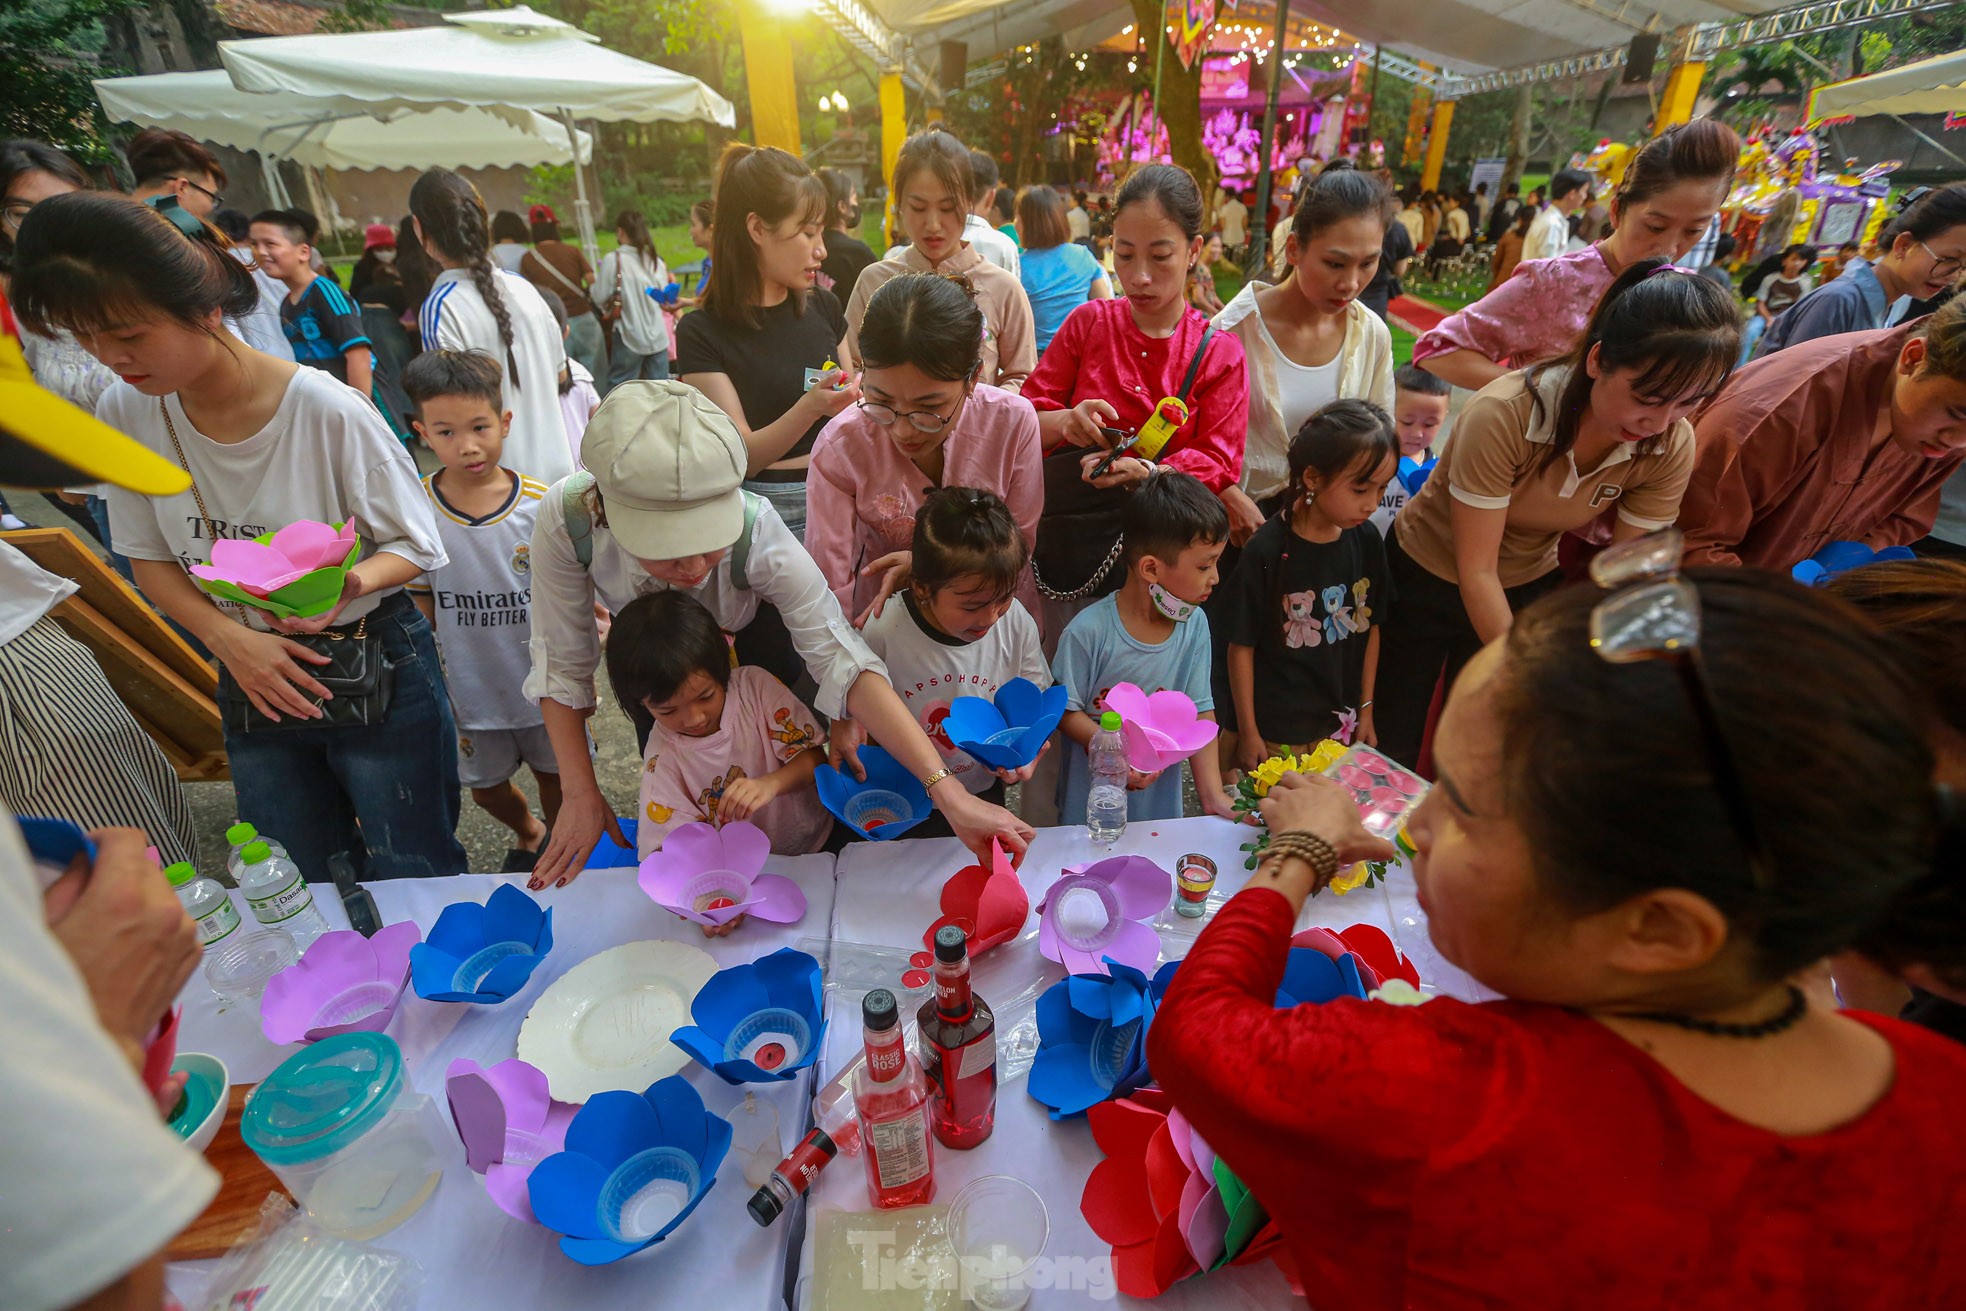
447;1056;577;1225
637;821;807;929
259;921;420;1045
1037;855;1172;977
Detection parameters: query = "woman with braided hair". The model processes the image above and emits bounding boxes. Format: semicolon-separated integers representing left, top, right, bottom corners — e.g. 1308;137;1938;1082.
410;168;572;481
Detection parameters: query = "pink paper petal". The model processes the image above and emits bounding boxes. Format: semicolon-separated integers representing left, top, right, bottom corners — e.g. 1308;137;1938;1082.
1165;1108;1197;1172
1179;1173;1229;1270
368;919;421;986
743;872;808;924
1290;927;1347;960
1100;919;1163;976
1092;855;1172;921
268;520;353;572
714;820;771;880
482;1059;555;1136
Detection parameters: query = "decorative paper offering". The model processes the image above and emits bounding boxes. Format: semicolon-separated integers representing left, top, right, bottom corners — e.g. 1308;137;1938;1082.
261;921;421;1044
943;677;1067;771
923;838;1028;955
1100;683;1219;774
189;519;361;619
637;821;807;928
669;948;826;1085
446;1056;576;1225
1029;960;1176;1120
814;745;932;841
409;884;554;1004
1037;854;1171;977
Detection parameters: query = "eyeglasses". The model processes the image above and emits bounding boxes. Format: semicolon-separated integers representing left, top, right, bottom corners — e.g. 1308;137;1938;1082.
857;398;959;434
1587;528;1775;892
1916;239;1964;280
178;177;225;206
1;199;31;231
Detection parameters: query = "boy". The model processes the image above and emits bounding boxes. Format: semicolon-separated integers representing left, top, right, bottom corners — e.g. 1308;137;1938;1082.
605;591;830;862
1372;366;1451;537
1053;470;1237;824
248;209;371;395
1742;244;1816;364
401;350;557;872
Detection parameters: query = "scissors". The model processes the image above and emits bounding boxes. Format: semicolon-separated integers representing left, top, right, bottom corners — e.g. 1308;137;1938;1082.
1088;427;1141;479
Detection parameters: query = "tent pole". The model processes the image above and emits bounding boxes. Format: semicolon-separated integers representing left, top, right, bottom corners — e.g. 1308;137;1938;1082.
1249;0;1292;278
561;107;601;272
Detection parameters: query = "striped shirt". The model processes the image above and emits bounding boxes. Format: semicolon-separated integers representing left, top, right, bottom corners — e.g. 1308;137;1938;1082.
419;268;573;483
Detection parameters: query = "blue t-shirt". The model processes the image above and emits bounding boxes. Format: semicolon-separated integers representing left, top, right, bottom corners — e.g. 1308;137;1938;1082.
1020;243;1107;354
280;276;371;382
1052;592;1214;824
1757;258;1889;358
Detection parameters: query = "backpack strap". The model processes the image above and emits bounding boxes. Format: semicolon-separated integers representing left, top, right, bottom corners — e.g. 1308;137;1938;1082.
729;490;765;593
561;471;597;570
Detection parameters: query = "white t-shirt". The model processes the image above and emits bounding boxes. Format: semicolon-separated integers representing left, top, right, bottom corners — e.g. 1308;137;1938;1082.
964;215;1022;279
1067;205;1092;241
1256;314;1343;440
0;543;77;646
491;241;530;274
419;268;573;484
1219;198;1249;247
405;470;546;730
593;247;671;358
860;593;1048;794
229;245;297;362
100;366;447;631
1370;481;1409;540
0;815;219;1311
1522;206;1569;263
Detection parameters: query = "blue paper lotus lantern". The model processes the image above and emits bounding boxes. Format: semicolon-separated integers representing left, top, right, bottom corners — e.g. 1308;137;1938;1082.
944;677;1067;772
1792;541;1917;587
1275;947;1369;1008
1398;455;1438;497
409;884;554;1003
1029;961;1158;1121
815;745;932;841
669;947;826;1084
526;1075;731;1265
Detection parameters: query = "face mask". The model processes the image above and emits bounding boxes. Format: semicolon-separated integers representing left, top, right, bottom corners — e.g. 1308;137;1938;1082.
375;248;396;264
844;200;862;227
1148;581;1198;622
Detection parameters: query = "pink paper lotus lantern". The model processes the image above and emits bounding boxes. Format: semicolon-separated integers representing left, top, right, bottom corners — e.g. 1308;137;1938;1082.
447;1056;576;1225
1101;683;1220;774
1037;854;1170;977
260;921;420;1045
191;520;358;598
638;821;807;929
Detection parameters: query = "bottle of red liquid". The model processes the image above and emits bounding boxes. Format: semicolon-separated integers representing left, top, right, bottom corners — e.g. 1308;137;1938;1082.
917;925;997;1149
852;988;935;1208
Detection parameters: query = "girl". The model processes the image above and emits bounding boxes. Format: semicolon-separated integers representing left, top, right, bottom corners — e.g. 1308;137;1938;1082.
594;208;672;389
676;144;859;542
1375;261;1739;768
806;272;1042;622
524;379;1031;886
1212;167;1396;545
411;169;572;482
1221;400;1398;771
1417;119;1741;391
844;130;1035;391
841;487;1050;832
1187;232;1225;314
1487;203;1536;292
1757;183;1966;358
489;209;530;274
1152;567;1966;1306
1016;184;1111;354
11;192;463;880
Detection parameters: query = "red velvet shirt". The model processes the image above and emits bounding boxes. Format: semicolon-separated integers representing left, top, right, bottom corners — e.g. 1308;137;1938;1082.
1149;887;1966;1309
1022;297;1249;493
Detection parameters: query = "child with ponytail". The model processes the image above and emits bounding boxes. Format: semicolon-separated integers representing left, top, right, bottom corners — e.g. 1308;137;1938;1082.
411;168;572;482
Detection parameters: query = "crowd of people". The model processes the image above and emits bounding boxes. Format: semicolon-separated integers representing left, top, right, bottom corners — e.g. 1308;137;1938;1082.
4;111;1966;1307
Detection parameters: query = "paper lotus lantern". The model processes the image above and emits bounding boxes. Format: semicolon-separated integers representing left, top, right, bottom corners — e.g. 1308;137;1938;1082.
447;1056;576;1225
261;921;420;1044
669;948;825;1085
1792;540;1916;587
1029;961;1158;1120
1398;455;1438;497
410;884;554;1003
1275;944;1370;1008
943;678;1066;772
1289;923;1421;992
637;821;807;928
924;838;1028;955
1101;683;1219;774
1037;854;1170;977
815;745;932;841
527;1076;731;1265
189;519;361;618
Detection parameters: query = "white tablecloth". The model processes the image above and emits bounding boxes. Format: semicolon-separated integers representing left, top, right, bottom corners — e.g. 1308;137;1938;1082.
166;856;835;1311
795;817;1477;1311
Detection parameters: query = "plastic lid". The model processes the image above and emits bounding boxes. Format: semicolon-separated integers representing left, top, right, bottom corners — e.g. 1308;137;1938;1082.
933;925;969;964
242;840;272;864
226;822;258;845
747;1184;784;1227
1100;710;1122;732
164;861;197;887
243;1032;405;1166
862;988;899;1031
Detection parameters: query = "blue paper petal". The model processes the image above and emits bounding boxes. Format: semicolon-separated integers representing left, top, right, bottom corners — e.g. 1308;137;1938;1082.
642;1076;711;1163
535;907;554;958
994;678;1042;726
944;694;1008;742
559;1234;648;1266
483;884;545;948
700;1110;733;1178
1029;1042;1108;1119
667;1025;727;1076
566;1090;664;1170
815;746;931;840
750;948;821;1006
477;951;545;1001
692;966;773;1025
408;945;464;1000
1335;953;1368;998
1277;948;1347;1007
426;902;486;957
1035;978;1087;1043
527;1150;611;1240
1149;958;1182;1006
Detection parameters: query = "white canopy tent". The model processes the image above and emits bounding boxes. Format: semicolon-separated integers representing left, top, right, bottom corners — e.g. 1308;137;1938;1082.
94;70;593;211
219;6;736;266
1809;49;1966;121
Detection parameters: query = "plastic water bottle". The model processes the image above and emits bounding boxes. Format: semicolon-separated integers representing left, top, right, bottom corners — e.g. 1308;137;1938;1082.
237;841;328;948
1086;710;1129;847
165;861;241;949
224;821;289;882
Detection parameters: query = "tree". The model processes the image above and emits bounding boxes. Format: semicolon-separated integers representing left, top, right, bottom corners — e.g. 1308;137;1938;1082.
1128;0;1215;196
1;0;147;162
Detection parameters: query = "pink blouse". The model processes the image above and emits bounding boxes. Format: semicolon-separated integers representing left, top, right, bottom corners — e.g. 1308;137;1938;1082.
1413;244;1620;370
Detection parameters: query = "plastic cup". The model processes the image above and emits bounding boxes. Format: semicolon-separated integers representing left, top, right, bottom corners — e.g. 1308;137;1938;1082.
205;929;300;1008
947;1175;1049;1311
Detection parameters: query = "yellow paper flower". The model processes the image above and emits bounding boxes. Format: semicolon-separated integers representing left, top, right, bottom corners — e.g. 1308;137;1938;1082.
1328;862;1372;894
1305;738;1349;773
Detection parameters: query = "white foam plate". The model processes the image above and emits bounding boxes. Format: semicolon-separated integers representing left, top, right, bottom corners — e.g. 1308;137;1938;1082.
517;940;719;1102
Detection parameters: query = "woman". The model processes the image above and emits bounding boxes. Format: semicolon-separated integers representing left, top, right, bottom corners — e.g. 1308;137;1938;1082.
393;214;437;341
1756;183;1966;358
1416;119;1740;391
523;380;1031;886
844;130;1036;391
1151;565;1966;1306
411;168;573;483
520;205;607;388
1487;204;1535;292
1212;167;1396;545
1186;231;1225;315
806;272;1043;619
815;166;876;299
489;210;530;274
12;192;464;880
1015;185;1110;354
676;144;859;542
593;209;672;389
1679;296;1966;571
1375;262;1739;767
1417;191;1442;252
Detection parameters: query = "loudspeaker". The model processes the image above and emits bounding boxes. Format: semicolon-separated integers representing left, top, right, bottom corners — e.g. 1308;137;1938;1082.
1622;33;1660;84
941;41;968;91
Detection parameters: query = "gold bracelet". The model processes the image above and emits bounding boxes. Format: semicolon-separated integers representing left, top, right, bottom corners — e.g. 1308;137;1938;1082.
920;767;956;792
1262;830;1340;887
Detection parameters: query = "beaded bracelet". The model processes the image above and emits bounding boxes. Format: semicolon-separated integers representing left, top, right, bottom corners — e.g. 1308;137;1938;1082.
1262;829;1340;887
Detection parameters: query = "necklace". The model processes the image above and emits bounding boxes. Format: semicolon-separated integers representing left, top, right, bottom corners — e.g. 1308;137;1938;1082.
1621;984;1808;1039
